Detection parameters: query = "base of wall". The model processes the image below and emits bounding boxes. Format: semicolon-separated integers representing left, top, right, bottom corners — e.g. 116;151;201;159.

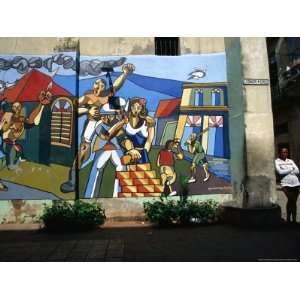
0;194;232;224
219;202;282;227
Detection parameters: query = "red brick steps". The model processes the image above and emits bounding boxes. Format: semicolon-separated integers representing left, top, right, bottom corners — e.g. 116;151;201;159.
119;178;161;186
121;185;164;193
118;192;162;198
116;170;156;180
117;163;163;198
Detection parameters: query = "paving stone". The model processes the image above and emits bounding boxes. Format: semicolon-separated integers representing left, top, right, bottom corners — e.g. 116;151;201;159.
47;240;77;261
106;257;123;262
105;240;124;261
65;240;94;261
28;242;60;261
1;223;300;261
86;240;108;261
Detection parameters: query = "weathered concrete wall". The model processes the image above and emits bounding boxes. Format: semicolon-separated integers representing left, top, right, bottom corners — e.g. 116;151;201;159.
0;200;52;224
224;38;246;206
224;37;277;208
0;37;78;54
181;37;225;54
0;194;232;223
0;37;225;55
240;37;277;207
80;37;225;55
80;37;154;55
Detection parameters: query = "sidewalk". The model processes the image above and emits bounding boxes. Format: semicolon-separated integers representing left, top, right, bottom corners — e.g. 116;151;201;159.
0;222;299;261
0;190;299;262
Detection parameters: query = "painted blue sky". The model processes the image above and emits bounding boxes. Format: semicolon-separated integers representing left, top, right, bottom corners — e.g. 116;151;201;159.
0;53;76;83
80;53;227;83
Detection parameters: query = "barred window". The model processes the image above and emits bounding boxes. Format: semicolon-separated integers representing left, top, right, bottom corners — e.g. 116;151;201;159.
155;37;180;56
51;97;73;148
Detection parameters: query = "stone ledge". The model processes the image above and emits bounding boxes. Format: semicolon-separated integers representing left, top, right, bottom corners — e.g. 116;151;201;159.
219;202;282;227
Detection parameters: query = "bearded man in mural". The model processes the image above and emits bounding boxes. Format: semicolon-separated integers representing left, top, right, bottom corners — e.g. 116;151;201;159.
0;91;51;170
60;63;135;193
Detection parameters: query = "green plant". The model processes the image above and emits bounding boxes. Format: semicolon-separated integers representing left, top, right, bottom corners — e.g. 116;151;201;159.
144;198;219;226
144;200;177;226
145;174;219;226
40;200;106;232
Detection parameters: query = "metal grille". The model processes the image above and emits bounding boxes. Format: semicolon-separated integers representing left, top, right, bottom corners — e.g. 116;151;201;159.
155;37;180;56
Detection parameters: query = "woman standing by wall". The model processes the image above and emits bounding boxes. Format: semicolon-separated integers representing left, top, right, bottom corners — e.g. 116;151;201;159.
275;148;300;223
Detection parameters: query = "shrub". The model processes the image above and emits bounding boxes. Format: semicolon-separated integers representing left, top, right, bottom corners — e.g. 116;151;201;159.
40;200;106;233
144;198;219;226
144;174;219;226
144;200;177;226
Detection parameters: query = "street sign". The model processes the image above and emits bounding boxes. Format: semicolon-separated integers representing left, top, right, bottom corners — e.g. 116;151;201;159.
243;79;270;85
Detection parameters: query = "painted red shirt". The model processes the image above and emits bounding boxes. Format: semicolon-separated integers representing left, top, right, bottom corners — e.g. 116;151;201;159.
158;149;174;166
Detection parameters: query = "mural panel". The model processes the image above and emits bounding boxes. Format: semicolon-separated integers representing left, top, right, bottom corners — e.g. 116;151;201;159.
77;54;231;198
0;53;77;200
0;53;231;200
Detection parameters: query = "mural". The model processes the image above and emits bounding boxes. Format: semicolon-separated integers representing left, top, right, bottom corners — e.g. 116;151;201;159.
75;54;232;198
0;53;77;200
0;53;231;200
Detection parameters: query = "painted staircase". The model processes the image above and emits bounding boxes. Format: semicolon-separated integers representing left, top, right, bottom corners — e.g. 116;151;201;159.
116;163;164;197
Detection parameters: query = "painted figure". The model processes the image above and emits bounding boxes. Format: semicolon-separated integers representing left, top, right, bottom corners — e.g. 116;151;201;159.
78;63;135;167
157;139;183;196
60;63;134;193
185;131;210;183
0;91;50;169
0;104;8;191
108;97;155;165
84;105;126;198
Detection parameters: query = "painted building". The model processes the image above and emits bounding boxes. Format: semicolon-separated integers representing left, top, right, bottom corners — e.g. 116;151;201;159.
0;68;76;166
155;98;181;146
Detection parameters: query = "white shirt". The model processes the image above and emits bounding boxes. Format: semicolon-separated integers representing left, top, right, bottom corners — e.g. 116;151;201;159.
275;158;300;187
125;120;148;137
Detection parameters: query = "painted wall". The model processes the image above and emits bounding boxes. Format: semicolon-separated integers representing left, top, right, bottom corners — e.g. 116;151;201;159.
78;54;231;199
0;37;277;222
0;53;77;201
0;51;232;203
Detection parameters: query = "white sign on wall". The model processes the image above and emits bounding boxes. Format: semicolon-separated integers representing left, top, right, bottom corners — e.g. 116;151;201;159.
243;79;270;85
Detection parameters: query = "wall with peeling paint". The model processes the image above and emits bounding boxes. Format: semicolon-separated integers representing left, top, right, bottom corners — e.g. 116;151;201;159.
0;37;225;55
